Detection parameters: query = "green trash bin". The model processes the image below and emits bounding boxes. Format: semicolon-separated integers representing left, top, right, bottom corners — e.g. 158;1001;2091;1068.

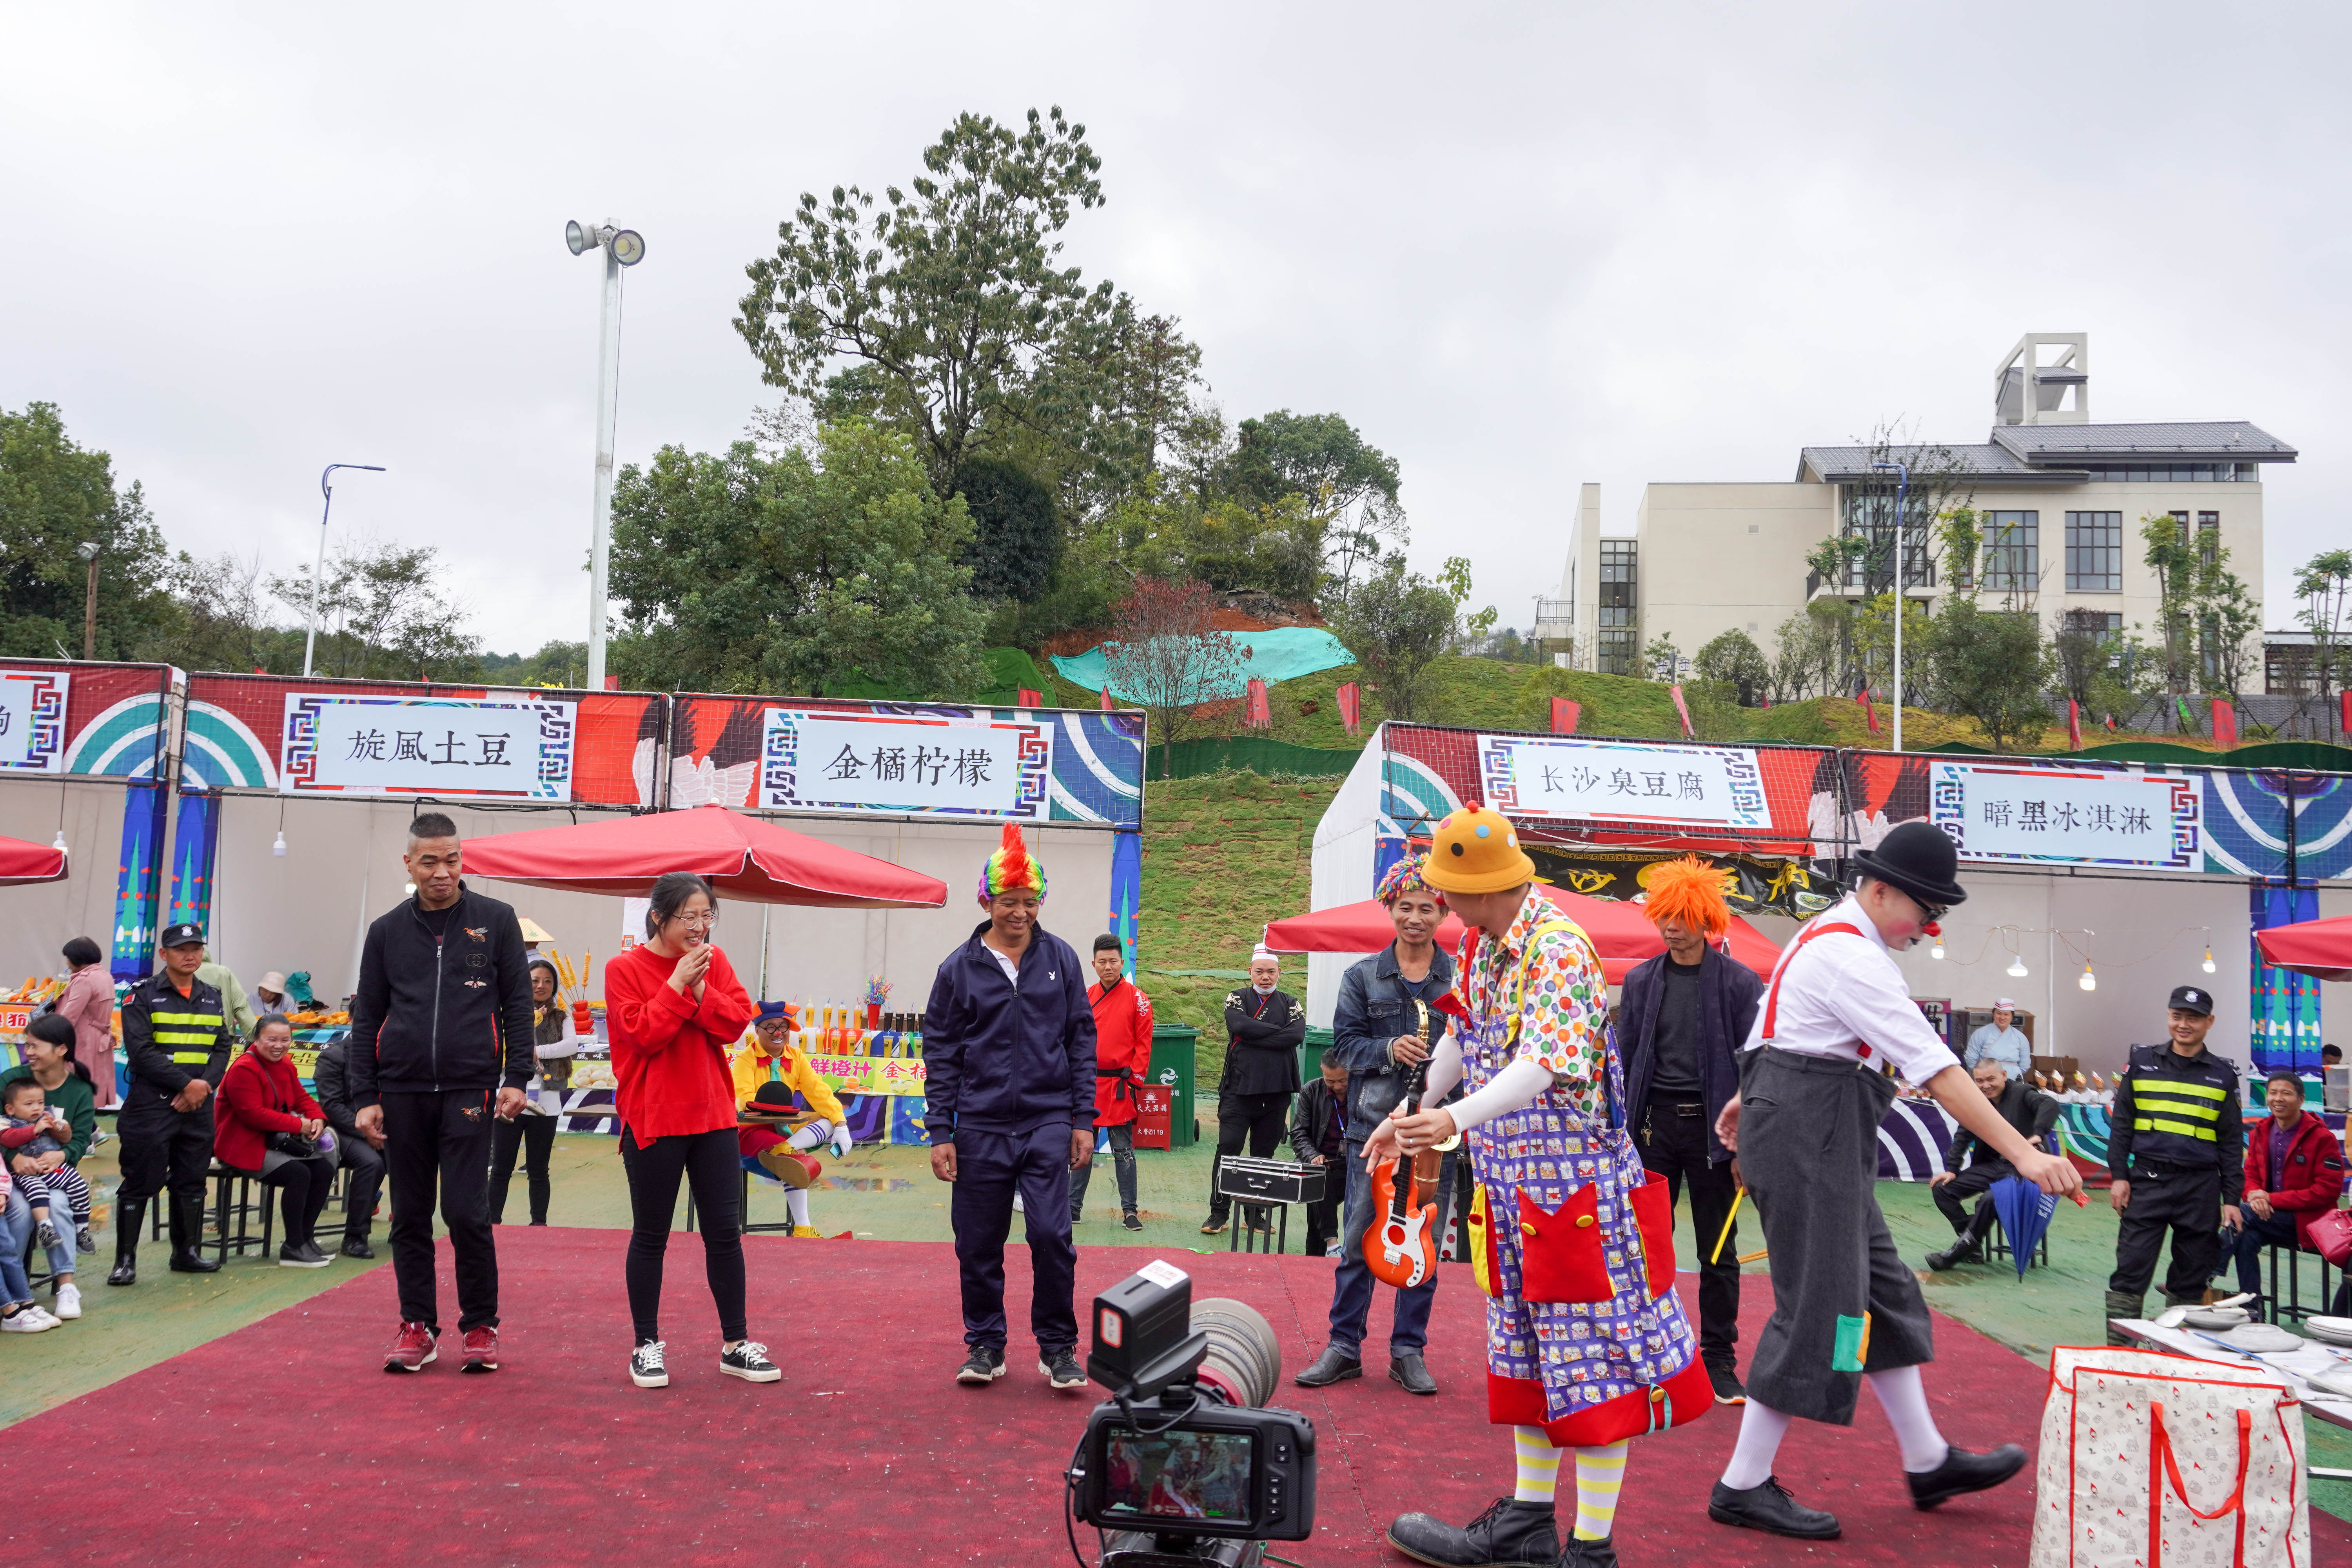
1147;1023;1200;1150
1302;1025;1332;1085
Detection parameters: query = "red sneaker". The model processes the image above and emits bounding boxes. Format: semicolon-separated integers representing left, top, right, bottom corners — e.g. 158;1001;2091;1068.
385;1320;436;1373
461;1325;500;1374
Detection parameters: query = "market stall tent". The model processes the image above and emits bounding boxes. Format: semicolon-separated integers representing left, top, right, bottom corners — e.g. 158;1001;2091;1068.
0;835;67;887
2255;913;2352;984
457;805;947;909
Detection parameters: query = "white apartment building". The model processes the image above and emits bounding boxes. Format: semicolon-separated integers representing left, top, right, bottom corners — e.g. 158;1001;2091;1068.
1536;334;2297;677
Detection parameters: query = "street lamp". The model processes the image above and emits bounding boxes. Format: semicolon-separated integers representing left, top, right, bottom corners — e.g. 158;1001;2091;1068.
303;464;387;677
566;219;646;691
76;542;99;660
1871;459;1911;753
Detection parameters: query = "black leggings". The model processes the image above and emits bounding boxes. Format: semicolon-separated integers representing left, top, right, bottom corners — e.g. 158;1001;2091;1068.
490;1115;556;1225
256;1152;336;1247
618;1127;744;1345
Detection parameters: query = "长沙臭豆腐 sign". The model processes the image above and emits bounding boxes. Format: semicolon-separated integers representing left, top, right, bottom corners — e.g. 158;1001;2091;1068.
1476;735;1771;830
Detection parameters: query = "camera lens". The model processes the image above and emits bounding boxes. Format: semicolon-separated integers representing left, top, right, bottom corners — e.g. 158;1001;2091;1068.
1190;1298;1281;1409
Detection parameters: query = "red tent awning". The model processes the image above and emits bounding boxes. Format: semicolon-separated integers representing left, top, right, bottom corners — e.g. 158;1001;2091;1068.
2256;914;2352;984
1261;884;1782;985
459;806;947;910
0;836;67;887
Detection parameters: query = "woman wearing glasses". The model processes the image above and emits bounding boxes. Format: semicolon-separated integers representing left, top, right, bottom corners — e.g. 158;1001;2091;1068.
602;872;780;1391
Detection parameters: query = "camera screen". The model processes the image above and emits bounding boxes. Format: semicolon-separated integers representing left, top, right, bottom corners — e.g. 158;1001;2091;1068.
1098;1426;1255;1524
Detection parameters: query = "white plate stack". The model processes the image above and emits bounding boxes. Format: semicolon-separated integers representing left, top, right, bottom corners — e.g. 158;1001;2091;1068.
2303;1314;2352;1348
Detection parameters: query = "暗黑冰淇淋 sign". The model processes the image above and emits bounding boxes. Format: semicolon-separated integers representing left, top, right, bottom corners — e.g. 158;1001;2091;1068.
1476;735;1770;829
1927;761;2200;868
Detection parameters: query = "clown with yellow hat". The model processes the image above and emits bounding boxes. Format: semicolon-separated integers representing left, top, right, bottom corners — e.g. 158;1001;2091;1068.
1377;806;1711;1568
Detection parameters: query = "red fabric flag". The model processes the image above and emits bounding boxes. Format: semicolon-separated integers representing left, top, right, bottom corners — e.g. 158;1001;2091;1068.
1099;686;1114;712
1244;677;1272;728
1668;683;1695;738
1335;682;1361;735
2105;713;2118;732
1858;689;1880;735
2343;689;2352;737
603;675;619;691
2211;698;2238;748
1016;687;1041;708
1550;697;1580;735
2067;698;2082;751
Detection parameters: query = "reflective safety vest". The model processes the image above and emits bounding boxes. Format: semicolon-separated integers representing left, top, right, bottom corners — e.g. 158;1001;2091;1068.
150;1004;228;1065
2118;1042;2239;1170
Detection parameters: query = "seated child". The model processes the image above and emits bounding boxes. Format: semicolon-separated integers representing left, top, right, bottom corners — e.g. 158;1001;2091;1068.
0;1081;90;1249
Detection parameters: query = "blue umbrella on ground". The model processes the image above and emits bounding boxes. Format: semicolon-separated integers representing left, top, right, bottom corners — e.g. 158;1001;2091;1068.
1990;1174;2062;1279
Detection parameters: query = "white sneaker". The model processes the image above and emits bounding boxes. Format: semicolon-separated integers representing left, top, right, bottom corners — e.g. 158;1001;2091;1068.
2;1307;55;1333
52;1284;81;1320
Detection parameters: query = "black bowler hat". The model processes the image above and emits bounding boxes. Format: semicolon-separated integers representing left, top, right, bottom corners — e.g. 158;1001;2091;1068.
158;922;206;949
2169;984;2214;1017
1851;821;1968;908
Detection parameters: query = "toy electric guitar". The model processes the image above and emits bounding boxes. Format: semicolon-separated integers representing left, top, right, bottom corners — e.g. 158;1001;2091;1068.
1366;1001;1454;1289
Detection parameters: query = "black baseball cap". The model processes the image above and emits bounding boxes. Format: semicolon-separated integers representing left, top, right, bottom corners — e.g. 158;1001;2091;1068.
158;922;206;949
2169;984;2214;1017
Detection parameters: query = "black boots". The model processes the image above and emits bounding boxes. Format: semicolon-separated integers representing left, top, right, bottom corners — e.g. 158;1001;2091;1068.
105;1196;146;1287
167;1194;218;1274
1386;1496;1560;1568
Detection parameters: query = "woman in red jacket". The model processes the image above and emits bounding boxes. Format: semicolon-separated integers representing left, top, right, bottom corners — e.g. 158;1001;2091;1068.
2231;1067;2348;1299
603;872;779;1391
215;1014;337;1268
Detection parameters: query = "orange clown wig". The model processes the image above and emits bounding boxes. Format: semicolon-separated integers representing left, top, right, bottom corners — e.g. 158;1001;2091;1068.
1642;855;1732;938
977;822;1047;908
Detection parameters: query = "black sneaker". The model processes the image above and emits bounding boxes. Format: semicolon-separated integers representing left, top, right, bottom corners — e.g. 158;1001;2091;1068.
1042;1347;1087;1390
1199;1213;1228;1235
956;1345;1006;1385
75;1227;96;1256
720;1340;781;1383
630;1341;669;1388
1122;1211;1143;1232
277;1241;333;1269
340;1237;375;1259
1706;1360;1746;1405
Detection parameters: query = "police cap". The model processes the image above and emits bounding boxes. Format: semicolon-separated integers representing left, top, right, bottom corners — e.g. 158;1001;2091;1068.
158;922;206;949
2168;984;2214;1017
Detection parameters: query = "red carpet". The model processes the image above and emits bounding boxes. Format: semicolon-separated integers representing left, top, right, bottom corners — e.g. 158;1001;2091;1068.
18;1229;2352;1566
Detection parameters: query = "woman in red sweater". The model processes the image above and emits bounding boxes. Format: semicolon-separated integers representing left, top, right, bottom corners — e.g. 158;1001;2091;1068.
215;1014;337;1268
603;872;779;1390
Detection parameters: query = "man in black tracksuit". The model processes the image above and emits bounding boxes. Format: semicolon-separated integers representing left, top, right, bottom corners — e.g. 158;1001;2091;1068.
109;922;237;1285
1926;1060;2062;1270
2105;983;2245;1342
349;813;534;1372
312;1037;387;1259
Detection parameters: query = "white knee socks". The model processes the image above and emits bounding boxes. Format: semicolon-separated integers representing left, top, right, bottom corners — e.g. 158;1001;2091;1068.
1866;1365;1951;1472
785;1188;810;1228
1512;1426;1560;1503
1571;1442;1628;1540
1719;1399;1794;1490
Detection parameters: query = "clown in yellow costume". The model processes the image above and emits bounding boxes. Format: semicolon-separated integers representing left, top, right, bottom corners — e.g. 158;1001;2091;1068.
730;1000;852;1237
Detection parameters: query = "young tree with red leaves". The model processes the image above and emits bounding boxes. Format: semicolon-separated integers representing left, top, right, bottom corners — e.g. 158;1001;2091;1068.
1102;577;1245;773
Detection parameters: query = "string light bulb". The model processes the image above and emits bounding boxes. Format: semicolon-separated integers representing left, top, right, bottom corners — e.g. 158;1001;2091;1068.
50;829;66;851
2007;954;2029;978
1930;935;1945;960
2202;948;2217;975
2078;963;2097;993
271;831;287;857
404;882;417;896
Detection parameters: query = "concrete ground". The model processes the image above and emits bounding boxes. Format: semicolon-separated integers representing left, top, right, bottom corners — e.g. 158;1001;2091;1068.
27;1122;2352;1519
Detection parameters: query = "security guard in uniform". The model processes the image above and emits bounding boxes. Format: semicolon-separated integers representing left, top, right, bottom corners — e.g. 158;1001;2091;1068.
107;922;237;1286
2103;984;2245;1341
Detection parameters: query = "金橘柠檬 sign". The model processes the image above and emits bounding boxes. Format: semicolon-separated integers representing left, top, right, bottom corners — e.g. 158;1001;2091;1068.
759;709;1052;820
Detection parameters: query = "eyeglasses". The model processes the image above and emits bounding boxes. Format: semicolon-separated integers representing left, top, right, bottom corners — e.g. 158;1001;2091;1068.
667;910;718;928
1913;898;1948;926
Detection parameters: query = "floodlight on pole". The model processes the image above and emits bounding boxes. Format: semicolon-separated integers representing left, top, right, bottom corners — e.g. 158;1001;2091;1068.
76;541;100;661
1872;459;1911;753
565;218;646;692
303;464;386;678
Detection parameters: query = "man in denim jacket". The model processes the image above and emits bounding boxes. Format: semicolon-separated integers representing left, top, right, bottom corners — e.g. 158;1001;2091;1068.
1294;855;1455;1398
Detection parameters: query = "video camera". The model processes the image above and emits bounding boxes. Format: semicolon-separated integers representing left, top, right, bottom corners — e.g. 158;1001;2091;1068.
1067;1260;1316;1568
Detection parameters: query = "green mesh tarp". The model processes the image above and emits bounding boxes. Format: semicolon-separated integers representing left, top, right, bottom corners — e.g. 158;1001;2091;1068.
1051;626;1353;703
1144;737;1359;780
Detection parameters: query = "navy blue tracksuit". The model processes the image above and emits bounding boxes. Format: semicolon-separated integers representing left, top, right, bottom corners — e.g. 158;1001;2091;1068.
922;922;1097;1353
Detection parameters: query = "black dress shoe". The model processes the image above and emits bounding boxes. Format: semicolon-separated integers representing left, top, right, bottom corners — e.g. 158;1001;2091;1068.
1906;1443;2027;1508
1708;1476;1840;1539
341;1238;375;1259
168;1252;220;1274
1294;1345;1363;1387
1926;1239;1982;1272
1384;1496;1558;1568
1390;1351;1438;1395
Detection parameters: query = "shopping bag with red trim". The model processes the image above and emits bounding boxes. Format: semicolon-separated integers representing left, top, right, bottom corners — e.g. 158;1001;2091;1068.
2030;1345;2308;1568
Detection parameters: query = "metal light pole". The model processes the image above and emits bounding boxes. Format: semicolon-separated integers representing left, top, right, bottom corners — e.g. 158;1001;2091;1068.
1873;459;1911;753
566;220;646;691
303;463;386;677
76;542;100;659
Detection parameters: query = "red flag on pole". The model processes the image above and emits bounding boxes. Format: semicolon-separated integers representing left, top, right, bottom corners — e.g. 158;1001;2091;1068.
1335;682;1361;735
1016;688;1041;708
2067;698;2082;751
1099;686;1114;711
1550;697;1580;735
1244;677;1272;729
1857;688;1880;735
2211;698;2238;748
1668;683;1695;739
2105;713;2118;732
2343;688;2352;738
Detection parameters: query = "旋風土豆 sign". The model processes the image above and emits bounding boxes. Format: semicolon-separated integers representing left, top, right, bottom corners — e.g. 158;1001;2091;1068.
281;695;577;800
1927;762;2201;868
1475;735;1771;830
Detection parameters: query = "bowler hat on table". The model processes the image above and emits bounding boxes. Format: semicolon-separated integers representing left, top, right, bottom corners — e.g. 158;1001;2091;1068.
1850;821;1967;908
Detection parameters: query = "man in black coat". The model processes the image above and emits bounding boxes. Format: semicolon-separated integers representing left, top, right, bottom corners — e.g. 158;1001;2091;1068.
1926;1059;2062;1270
1616;858;1763;1406
1201;946;1306;1234
311;1036;387;1259
1287;1055;1350;1256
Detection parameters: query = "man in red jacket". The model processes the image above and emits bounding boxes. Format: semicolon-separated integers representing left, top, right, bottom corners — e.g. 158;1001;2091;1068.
1072;934;1152;1231
2230;1068;2347;1298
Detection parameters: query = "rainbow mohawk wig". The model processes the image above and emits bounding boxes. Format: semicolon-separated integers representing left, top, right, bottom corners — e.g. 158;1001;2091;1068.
978;821;1048;907
1642;855;1733;938
1374;853;1442;907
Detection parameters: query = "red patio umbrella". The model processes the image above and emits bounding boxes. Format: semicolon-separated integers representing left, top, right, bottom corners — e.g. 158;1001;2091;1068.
459;806;946;909
1261;884;1782;985
0;835;67;887
2256;914;2352;984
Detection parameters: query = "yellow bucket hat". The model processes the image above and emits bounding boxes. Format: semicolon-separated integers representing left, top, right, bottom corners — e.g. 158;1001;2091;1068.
1420;805;1535;895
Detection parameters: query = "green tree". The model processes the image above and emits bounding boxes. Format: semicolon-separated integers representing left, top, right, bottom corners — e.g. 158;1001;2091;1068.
2198;567;2262;703
141;549;303;674
2140;512;2200;693
1768;603;1841;703
1927;600;2052;753
736;107;1114;498
2293;548;2352;708
481;641;592;690
1694;629;1770;706
1328;555;1457;720
0;403;174;661
1226;410;1406;603
269;539;481;681
606;419;989;699
955;457;1061;603
1641;632;1684;682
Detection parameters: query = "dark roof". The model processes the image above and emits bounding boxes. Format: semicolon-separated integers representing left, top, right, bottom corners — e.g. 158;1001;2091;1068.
1989;421;2296;464
1797;443;2074;484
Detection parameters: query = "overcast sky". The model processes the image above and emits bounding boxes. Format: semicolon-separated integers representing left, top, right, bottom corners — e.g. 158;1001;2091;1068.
7;2;2345;658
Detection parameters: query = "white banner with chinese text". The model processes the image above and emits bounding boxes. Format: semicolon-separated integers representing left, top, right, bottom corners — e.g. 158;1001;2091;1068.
0;669;69;774
1928;762;2201;868
1476;734;1770;829
281;694;576;800
759;710;1052;820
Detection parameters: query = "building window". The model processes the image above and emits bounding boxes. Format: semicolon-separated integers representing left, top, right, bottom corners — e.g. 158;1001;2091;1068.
2197;511;2220;564
1839;492;1934;589
2064;512;2122;592
1982;511;2040;593
1596;628;1637;675
2080;464;2257;483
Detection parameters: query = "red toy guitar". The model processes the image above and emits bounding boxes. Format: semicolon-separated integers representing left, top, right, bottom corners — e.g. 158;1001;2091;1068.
1367;1001;1448;1290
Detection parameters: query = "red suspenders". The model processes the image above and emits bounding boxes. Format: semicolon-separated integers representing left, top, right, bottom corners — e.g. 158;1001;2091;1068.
1757;920;1874;1060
